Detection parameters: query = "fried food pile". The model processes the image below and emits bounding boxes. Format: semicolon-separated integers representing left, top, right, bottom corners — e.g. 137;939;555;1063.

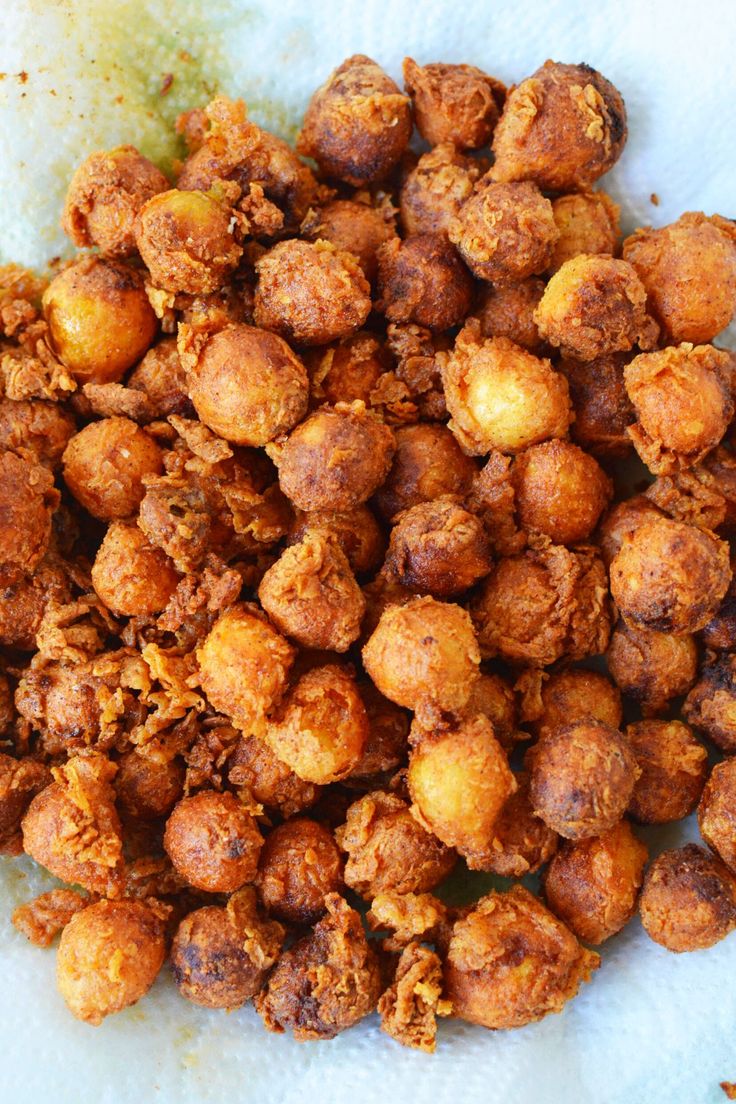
2;52;736;1052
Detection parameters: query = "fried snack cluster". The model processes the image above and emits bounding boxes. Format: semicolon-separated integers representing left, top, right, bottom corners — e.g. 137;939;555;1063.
3;50;736;1054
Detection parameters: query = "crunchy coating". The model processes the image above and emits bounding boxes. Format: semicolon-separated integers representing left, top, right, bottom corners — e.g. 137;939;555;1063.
529;720;639;840
699;760;736;873
548;190;620;273
287;506;385;578
463;671;520;752
374;422;477;523
376;233;474;332
449;179;557;284
559;352;635;458
228;734;321;819
403;58;505;149
255;893;382;1040
297;55;412;186
163;790;263;893
256;818;344;924
511;439;612;544
639;844;736;953
470;771;559;877
596;494;664;567
62;416;163;521
626;720;707;824
543;820;647;943
383;497;492;598
348;679;410;780
606;620;698;715
524;668;623;737
128;337;190;420
703;573;736;655
378;941;446;1053
491;60;627;192
304;331;390;408
367;890;449;952
684;653;736;753
0;753;50;851
115;747;184;823
57;899;166;1025
0;398;76;469
301;197;395;283
91;521;179;617
12;888;87;947
399;143;485;238
0;452;58;571
476;278;546;352
444;885;599;1029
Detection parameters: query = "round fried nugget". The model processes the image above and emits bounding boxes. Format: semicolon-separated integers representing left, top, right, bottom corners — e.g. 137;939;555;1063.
640;844;736;952
511;439;612;545
699;760;736;873
0;452;58;571
115;748;184;823
627;720;708;824
301;198;395;283
376;234;474;332
559;352;635;458
684;653;736;753
62;417;163;521
374;422;477;523
128;337;190;419
304;331;390;408
470;772;559;877
403;58;505;149
606;620;698;715
548;191;620;273
256;818;344;924
0;559;64;651
596;494;665;567
164;790;263;893
399;143;486;238
91;521;179;617
529;669;623;738
287;505;385;577
383;498;492;598
476;278;546;352
0;753;50;850
228;735;321;819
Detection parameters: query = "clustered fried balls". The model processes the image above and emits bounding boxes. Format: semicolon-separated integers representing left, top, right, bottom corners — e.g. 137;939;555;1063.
4;48;736;1053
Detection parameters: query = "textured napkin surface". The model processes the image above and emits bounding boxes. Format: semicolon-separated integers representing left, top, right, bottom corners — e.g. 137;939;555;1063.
1;2;736;1102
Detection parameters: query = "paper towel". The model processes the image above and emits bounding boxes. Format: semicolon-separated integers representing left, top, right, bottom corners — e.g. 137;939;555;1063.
1;2;736;1102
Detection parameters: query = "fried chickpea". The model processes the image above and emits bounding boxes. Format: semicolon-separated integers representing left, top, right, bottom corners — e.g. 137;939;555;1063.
378;941;444;1053
57;900;165;1025
684;653;736;753
529;720;639;840
256;894;382;1040
383;498;492;598
256;818;344;923
627;720;708;824
363;597;480;722
607;620;698;715
408;714;515;861
0;753;50;851
62;145;169;258
273;403;395;512
297;55;412;186
301;198;395;283
254;239;371;346
609;517;731;635
596;494;665;567
463;672;519;752
701;572;736;652
128;337;190;419
164;790;263;893
399;143;485;238
171;888;284;1009
0;452;58;571
491;60;627;192
440;324;573;455
197;605;295;736
532;669;623;737
699;760;736;873
476;278;546;352
287;506;385;577
374;422;477;523
445;885;599;1029
623;344;733;473
511;439;612;545
336;791;455;899
472;772;559;877
403;58;505;149
623;212;736;343
640;844;736;952
347;680;410;780
305;331;390;407
62;417;163;520
376;234;474;332
265;665;368;785
228;735;321;819
0;399;76;470
183;323;308;447
91;521;179;617
449;179;557;284
559;352;635;458
115;748;184;822
544;820;647;944
43;257;157;384
472;543;612;667
534;255;657;361
548;191;620;273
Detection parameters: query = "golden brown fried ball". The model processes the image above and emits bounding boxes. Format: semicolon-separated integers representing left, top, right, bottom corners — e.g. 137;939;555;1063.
529;720;639;840
596;494;665;567
0;753;50;851
609;517;731;635
684;653;736;753
258;531;365;652
463;671;520;752
62;416;163;520
376;234;475;332
265;665;368;785
43;257;157;384
228;734;321;819
91;521;179;617
627;720;708;824
197;604;295;736
445;885;599;1029
408;714;515;861
476;278;546;352
534;255;657;361
559;352;635;458
623;212;736;344
254;239;371;346
449;179;557;284
399;143;486;238
363;596;480;722
378;941;444;1053
548;191;620;273
606;620;698;715
257;893;382;1039
702;573;736;651
403;58;505;149
256;818;344;924
623;344;733;473
127;337;190;419
164;790;263;893
114;748;184;823
472;543;611;667
347;680;410;781
135;188;242;294
639;844;736;952
699;759;736;873
374;422;477;523
304;331;390;408
273;402;395;512
471;772;559;877
383;497;492;598
57;900;165;1025
530;669;623;737
0;452;58;571
301;198;395;283
183;322;308;447
171;888;284;1009
0;399;76;470
491;60;627;192
440;323;573;455
336;791;455;899
62;145;169;258
511;439;612;544
287;506;385;578
298;55;412;186
543;820;647;944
